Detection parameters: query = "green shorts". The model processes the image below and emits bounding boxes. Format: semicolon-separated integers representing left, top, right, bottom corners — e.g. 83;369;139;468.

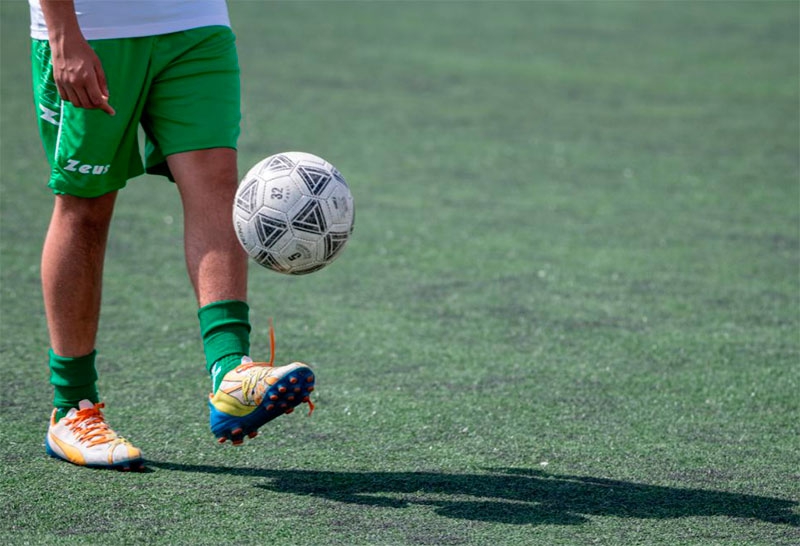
31;26;241;198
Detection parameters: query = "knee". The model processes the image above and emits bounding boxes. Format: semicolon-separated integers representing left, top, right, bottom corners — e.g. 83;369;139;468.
52;192;117;234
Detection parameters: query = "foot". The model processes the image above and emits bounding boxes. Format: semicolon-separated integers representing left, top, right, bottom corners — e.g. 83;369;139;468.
45;400;144;470
209;356;315;445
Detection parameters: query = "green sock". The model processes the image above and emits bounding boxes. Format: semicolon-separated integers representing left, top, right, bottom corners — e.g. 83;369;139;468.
198;300;251;392
49;349;99;421
210;354;247;392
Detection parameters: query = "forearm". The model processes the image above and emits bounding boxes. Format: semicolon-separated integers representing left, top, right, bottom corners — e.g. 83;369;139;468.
38;0;114;114
39;0;84;48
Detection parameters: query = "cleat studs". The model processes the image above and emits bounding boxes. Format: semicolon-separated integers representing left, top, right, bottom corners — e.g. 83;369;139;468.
280;403;288;409
218;437;227;444
285;407;294;414
289;377;298;384
248;431;258;439
278;386;287;394
266;404;275;411
306;376;314;383
228;428;245;446
302;396;310;402
270;394;279;401
287;395;295;401
307;386;315;392
294;387;302;393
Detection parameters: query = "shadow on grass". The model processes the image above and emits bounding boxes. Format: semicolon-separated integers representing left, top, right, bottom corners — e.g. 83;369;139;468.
146;463;798;527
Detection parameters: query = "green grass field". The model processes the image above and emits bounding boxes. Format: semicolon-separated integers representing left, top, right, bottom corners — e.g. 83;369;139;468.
1;1;798;544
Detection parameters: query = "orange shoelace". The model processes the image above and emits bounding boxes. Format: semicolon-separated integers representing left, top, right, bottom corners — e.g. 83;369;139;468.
234;317;276;375
63;402;118;447
235;319;315;416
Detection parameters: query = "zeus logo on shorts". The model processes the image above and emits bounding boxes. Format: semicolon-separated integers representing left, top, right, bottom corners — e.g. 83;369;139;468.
64;159;111;175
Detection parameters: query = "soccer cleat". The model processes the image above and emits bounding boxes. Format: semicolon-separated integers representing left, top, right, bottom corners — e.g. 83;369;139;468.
45;400;144;471
209;356;315;444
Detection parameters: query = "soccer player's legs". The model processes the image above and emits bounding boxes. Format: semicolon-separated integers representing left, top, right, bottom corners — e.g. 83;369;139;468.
142;27;314;443
42;193;116;392
41;199;144;470
144;27;245;368
143;26;246;364
169;148;245;307
145;27;248;378
33;37;151;468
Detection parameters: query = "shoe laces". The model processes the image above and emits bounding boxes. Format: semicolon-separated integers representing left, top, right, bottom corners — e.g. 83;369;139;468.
235;318;276;374
235;319;314;415
63;402;119;447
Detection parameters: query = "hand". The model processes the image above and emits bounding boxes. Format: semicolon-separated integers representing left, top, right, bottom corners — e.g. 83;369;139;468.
50;35;115;116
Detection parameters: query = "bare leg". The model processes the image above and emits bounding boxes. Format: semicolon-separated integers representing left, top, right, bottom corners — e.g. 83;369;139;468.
167;148;248;306
41;191;117;357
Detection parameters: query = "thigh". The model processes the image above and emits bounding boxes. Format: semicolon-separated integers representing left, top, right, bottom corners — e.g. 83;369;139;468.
142;26;241;178
31;38;152;197
168;148;238;192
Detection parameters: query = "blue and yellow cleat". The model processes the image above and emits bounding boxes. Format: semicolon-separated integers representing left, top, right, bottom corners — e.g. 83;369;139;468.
209;356;315;445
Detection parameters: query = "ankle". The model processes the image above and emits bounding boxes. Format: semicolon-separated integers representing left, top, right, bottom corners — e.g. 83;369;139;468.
211;353;246;392
54;407;72;422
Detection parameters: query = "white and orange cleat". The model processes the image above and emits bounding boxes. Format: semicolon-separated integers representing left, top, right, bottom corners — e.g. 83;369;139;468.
45;400;144;471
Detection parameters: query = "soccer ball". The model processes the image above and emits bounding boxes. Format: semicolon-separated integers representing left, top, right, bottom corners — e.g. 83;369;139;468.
233;152;355;275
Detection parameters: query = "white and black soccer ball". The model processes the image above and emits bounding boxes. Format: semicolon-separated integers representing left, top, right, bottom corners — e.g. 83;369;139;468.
233;152;355;275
